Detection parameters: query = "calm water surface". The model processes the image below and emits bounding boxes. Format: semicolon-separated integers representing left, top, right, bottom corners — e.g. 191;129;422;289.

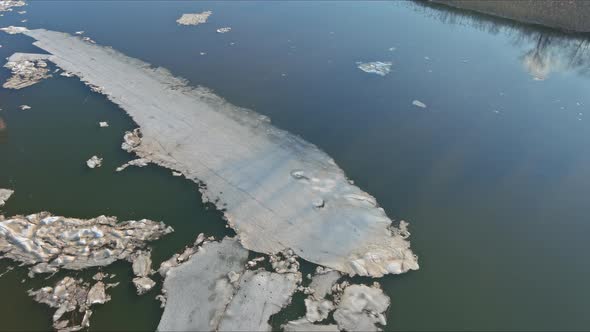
1;1;590;330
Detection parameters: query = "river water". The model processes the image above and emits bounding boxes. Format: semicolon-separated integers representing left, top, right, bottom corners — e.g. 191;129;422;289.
1;1;590;330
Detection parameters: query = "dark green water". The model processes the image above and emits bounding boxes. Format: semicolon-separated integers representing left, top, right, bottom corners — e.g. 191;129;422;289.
1;1;590;330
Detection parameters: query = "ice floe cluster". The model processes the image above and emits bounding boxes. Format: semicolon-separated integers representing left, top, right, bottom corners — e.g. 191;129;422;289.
0;212;173;275
14;29;418;279
158;237;300;331
130;250;156;295
158;235;393;331
0;0;25;12
0;27;420;331
3;53;52;89
284;267;390;331
1;25;28;35
28;276;111;331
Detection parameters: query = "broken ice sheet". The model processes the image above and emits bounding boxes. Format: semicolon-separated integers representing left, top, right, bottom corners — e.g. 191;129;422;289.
18;29;419;278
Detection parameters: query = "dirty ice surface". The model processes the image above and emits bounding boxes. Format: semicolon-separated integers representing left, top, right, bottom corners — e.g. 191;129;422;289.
176;11;212;26
0;212;173;275
15;28;418;278
29;276;111;331
2;52;51;89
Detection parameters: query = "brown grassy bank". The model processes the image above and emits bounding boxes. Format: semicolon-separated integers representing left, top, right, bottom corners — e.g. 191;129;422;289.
430;0;590;32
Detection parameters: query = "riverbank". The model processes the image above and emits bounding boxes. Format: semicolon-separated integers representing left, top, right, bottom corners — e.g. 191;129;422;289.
429;0;590;32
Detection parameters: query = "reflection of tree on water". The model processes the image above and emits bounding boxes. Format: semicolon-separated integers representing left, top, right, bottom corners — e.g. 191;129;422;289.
0;117;6;145
409;1;590;79
519;33;590;79
522;35;560;80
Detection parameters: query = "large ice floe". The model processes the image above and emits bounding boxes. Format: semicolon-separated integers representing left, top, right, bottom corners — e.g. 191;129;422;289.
0;212;173;275
5;27;418;278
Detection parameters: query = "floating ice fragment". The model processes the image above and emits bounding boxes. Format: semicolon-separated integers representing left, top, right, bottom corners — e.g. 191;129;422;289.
133;276;156;294
176;11;212;26
86;155;103;168
0;188;14;207
357;61;392;76
412;100;427;108
99;121;109;127
28;277;110;330
216;27;231;33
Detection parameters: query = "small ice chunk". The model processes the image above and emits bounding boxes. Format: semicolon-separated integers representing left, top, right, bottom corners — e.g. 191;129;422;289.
357;61;392;76
216;27;231;33
133;276;156;295
0;188;14;207
412;100;427;108
19;105;31;110
86;156;103;169
99;122;109;127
